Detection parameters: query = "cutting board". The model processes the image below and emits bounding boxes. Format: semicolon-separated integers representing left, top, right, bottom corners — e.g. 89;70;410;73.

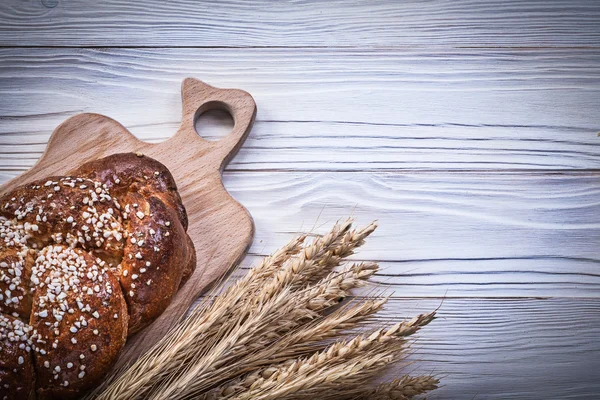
0;78;256;368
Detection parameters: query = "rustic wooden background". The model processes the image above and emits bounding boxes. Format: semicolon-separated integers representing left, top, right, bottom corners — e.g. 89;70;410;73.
1;1;599;398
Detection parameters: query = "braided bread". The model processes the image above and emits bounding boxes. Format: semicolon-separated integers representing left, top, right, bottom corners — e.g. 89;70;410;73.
0;153;196;399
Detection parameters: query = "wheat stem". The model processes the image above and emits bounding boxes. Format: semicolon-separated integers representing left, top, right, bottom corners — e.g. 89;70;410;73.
91;235;305;400
227;312;435;400
154;262;381;399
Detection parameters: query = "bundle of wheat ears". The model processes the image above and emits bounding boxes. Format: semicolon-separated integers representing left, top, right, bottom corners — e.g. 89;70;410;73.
89;219;439;400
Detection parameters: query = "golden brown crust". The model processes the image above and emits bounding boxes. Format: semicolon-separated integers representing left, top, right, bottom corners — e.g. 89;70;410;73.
71;153;196;334
0;314;36;400
0;247;34;320
31;246;128;399
0;153;196;398
0;176;125;255
180;234;197;288
118;192;190;333
71;152;188;231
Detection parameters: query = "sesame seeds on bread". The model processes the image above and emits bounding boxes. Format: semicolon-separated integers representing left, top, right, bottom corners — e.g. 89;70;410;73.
0;153;196;399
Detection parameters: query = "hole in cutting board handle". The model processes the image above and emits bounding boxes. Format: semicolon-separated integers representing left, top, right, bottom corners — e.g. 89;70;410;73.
193;102;234;142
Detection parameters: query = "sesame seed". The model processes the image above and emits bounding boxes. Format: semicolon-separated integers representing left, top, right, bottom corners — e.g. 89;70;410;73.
136;211;145;219
135;252;142;259
67;362;73;368
132;274;138;280
78;371;85;379
165;221;170;226
92;311;100;319
18;356;24;365
90;344;97;352
44;361;50;368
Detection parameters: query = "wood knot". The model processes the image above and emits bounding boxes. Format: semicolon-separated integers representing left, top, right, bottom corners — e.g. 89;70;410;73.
41;0;59;8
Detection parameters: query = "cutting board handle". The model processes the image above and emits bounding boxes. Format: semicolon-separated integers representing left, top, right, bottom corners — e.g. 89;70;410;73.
174;78;257;170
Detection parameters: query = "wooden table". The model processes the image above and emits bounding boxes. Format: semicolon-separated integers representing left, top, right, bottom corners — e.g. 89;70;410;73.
0;1;599;398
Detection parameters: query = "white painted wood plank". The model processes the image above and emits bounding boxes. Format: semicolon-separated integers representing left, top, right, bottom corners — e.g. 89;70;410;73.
378;298;600;399
0;1;596;397
220;171;600;261
1;48;599;171
0;0;598;47
226;170;600;298
238;255;600;298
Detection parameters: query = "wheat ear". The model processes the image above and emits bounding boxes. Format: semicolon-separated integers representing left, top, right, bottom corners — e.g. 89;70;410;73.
197;221;376;349
151;262;381;399
91;235;305;400
93;221;378;400
202;297;388;400
361;375;440;400
226;312;436;400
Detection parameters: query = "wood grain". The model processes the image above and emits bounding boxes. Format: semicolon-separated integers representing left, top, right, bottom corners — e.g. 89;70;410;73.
373;298;600;400
0;78;257;368
1;1;599;397
0;0;599;47
238;255;600;299
0;48;599;172
226;170;600;259
1;169;599;299
226;170;600;299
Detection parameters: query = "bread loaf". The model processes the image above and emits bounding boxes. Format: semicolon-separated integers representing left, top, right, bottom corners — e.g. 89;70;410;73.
0;153;196;399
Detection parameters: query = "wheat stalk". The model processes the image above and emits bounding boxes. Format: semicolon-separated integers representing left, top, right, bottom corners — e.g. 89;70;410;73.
148;262;380;399
92;219;438;400
90;235;305;400
200;221;376;347
193;266;386;400
95;221;374;400
200;297;388;400
225;311;435;400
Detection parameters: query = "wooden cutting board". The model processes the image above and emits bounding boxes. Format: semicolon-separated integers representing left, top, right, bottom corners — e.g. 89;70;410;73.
0;78;256;368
